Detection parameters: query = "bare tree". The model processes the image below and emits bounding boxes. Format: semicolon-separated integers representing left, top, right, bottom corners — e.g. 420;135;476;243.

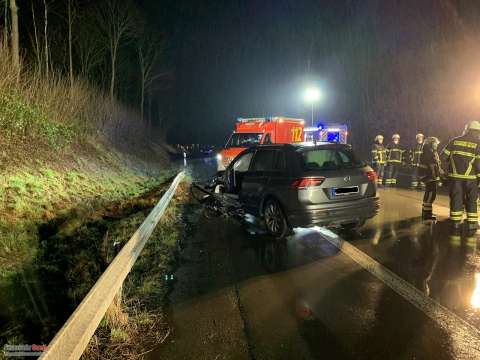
31;1;42;72
75;9;105;80
137;33;163;120
96;0;137;101
9;0;20;80
3;0;8;46
77;33;105;81
43;0;49;77
67;0;75;90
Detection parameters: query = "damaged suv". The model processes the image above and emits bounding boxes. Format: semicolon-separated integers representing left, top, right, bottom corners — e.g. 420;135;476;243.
220;143;379;237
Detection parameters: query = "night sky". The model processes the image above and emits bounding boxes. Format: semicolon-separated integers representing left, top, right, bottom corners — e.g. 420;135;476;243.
16;0;480;152
146;0;480;152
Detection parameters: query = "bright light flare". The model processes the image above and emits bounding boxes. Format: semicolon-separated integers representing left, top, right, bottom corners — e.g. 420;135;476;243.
471;273;480;309
304;87;322;103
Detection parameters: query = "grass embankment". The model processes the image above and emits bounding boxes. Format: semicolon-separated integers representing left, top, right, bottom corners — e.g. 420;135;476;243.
0;40;169;274
0;42;176;350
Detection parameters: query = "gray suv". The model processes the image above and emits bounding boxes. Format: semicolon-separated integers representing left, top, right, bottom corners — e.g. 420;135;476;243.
222;143;379;237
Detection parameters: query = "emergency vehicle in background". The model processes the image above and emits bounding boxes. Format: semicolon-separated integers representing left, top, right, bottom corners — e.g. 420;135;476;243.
304;123;349;144
217;117;305;171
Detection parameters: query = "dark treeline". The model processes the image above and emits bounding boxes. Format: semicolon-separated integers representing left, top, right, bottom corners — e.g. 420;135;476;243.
1;0;173;139
2;1;480;151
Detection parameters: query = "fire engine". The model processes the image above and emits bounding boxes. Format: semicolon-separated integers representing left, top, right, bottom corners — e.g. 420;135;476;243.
304;123;348;144
217;117;305;171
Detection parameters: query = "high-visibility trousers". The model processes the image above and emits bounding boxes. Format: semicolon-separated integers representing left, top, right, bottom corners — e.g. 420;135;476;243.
422;181;437;217
374;163;385;185
385;163;399;186
411;166;424;188
448;179;478;227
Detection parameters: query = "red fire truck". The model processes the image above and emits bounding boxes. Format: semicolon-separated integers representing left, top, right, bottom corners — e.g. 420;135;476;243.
217;117;305;171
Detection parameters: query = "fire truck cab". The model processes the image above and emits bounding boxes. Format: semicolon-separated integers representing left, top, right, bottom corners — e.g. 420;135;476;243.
217;117;305;171
304;124;348;144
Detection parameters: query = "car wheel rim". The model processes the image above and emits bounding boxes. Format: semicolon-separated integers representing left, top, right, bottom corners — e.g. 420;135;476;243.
265;203;282;234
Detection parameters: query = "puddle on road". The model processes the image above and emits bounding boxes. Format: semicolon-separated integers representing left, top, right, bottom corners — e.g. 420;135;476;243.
236;213;480;330
334;217;480;328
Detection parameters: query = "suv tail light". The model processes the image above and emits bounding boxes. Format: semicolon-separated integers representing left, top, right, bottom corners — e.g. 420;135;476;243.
291;177;326;189
366;171;377;182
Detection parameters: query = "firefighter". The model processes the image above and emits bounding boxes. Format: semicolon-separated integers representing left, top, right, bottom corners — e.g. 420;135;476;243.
442;120;480;234
371;135;387;186
419;137;442;220
410;133;425;189
385;134;405;187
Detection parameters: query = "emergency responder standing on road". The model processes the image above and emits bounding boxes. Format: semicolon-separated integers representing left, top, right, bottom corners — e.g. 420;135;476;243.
385;134;405;187
419;137;442;220
371;135;387;186
442;121;480;234
410;133;425;189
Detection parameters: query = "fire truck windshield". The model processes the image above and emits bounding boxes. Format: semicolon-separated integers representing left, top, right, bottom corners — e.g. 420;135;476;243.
227;133;263;147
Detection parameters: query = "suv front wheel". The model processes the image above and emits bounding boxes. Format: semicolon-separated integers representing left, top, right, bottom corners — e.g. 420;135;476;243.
263;199;289;239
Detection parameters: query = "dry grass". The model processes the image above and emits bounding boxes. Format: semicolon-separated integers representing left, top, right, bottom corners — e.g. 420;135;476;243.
0;41;151;157
84;298;170;360
82;185;189;359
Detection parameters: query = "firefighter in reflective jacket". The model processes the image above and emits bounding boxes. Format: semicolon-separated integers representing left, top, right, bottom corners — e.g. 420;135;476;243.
419;137;442;220
411;133;425;189
442;121;480;233
371;135;387;186
385;134;405;187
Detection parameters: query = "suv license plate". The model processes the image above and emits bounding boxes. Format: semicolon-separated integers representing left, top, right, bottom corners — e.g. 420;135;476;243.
333;186;359;196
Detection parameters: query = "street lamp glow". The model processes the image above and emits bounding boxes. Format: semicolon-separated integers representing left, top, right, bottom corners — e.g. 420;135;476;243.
304;87;321;103
303;86;323;126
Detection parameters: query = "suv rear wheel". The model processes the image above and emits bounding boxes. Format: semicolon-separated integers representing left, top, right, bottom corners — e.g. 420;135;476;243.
263;199;288;238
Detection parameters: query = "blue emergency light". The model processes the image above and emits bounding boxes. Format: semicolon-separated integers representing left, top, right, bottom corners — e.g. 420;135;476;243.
327;131;340;142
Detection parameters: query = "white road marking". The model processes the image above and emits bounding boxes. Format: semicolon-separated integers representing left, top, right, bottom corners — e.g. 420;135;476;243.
315;226;480;358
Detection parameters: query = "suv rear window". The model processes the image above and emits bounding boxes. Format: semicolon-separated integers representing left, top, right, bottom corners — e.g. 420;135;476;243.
300;148;363;170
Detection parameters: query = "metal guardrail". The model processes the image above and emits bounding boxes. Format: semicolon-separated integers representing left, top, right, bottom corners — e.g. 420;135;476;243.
40;171;185;360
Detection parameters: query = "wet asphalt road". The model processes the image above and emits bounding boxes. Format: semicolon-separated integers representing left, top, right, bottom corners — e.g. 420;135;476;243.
149;159;480;360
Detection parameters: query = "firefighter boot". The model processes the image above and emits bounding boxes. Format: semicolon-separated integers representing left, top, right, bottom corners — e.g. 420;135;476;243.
422;202;435;221
467;221;478;236
422;211;436;221
451;220;462;235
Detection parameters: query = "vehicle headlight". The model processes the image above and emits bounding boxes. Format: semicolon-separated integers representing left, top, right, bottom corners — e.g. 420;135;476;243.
216;153;223;161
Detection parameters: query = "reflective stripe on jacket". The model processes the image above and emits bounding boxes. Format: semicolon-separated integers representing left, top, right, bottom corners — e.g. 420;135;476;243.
411;143;424;166
442;134;480;180
419;145;441;182
371;143;387;164
386;143;405;164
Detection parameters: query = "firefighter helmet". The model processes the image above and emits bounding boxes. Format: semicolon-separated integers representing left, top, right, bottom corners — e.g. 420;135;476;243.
416;133;424;141
466;121;480;131
392;134;400;140
375;135;384;142
425;136;440;146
